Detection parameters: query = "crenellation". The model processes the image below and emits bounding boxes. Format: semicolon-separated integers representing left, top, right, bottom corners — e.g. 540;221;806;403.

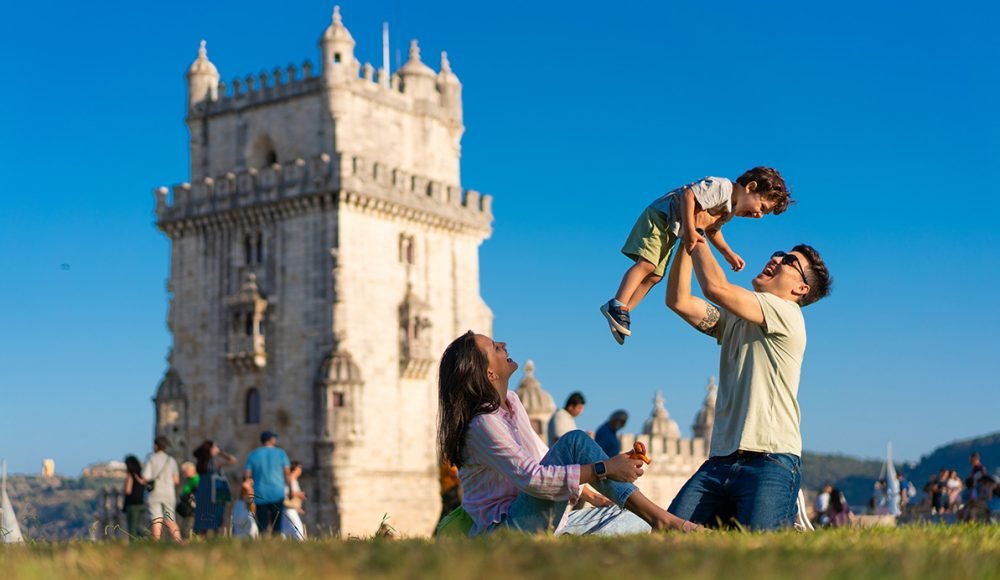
158;154;491;234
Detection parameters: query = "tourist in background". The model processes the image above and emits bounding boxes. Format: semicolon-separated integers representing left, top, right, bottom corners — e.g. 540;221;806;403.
281;460;308;540
177;461;199;538
142;435;182;542
946;470;963;511
813;484;832;526
245;430;291;535
548;392;586;445
594;410;629;457
192;440;237;536
437;460;462;525
969;452;988;500
122;455;147;540
827;487;853;527
232;476;259;538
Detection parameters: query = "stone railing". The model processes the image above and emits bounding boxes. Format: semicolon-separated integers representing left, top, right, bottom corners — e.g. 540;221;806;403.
155;153;492;233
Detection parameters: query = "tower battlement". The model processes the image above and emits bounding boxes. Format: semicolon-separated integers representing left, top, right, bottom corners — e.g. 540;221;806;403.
190;62;322;118
155;153;492;235
187;7;463;129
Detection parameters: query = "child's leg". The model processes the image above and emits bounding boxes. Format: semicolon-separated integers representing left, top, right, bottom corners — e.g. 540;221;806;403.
624;274;663;311
614;259;657;306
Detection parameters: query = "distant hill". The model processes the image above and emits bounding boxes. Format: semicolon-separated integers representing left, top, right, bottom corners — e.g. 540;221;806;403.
4;474;120;541
801;431;1000;507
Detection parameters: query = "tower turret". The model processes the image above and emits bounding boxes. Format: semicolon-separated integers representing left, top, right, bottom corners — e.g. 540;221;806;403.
643;391;681;439
398;40;437;100
320;6;359;84
186;40;219;111
692;377;718;443
436;51;463;124
514;360;556;440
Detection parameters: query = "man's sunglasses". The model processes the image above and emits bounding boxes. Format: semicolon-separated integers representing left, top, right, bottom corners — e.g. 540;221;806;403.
771;251;809;284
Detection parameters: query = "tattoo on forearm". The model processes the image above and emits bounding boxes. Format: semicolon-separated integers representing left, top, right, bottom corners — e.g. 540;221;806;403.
697;305;720;336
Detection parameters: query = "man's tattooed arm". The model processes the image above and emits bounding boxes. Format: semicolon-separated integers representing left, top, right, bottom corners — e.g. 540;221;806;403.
696;305;721;337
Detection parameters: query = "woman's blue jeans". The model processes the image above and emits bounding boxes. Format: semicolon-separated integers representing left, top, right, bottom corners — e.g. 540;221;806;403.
494;430;651;535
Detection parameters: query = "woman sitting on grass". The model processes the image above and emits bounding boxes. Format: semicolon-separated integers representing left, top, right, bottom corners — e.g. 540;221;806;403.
438;331;700;536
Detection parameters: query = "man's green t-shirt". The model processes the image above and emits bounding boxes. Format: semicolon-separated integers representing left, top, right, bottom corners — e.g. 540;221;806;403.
712;292;806;457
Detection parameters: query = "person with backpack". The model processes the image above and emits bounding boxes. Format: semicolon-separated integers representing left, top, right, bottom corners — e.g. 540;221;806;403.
142;435;182;542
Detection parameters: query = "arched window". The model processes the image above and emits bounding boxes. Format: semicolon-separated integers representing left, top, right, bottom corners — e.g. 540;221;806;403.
255;232;264;263
244;235;253;265
245;388;261;424
245;312;254;336
265;150;278;165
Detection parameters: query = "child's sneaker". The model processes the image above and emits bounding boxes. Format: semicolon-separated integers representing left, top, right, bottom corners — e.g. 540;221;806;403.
601;300;631;342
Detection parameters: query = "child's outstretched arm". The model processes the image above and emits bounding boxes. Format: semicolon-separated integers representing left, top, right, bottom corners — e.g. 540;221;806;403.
705;228;745;272
681;188;705;254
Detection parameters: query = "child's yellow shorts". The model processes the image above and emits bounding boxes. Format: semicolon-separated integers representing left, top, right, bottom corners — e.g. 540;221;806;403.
620;206;678;277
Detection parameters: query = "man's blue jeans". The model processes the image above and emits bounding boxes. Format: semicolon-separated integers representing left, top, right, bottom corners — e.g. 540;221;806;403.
668;451;801;530
494;430;650;535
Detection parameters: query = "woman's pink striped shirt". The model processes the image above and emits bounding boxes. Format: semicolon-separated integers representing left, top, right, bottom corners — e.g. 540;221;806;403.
459;390;581;535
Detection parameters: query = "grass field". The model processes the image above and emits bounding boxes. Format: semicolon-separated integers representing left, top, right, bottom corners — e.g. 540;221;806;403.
2;526;999;580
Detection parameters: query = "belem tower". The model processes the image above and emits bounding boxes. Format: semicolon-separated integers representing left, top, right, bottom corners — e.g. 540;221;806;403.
152;6;493;536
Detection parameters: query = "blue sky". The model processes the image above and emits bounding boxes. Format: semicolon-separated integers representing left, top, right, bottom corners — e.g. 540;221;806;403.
2;1;997;475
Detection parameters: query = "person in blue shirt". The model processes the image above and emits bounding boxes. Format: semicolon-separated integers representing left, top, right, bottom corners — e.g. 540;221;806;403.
594;410;629;457
244;430;291;535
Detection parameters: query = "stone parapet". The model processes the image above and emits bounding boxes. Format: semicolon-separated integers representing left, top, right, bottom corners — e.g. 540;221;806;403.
155;153;492;236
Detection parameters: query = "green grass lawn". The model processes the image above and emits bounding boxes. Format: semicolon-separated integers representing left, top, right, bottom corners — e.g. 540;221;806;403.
3;526;999;580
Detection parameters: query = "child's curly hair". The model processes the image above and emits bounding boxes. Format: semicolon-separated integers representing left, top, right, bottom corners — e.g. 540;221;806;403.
737;167;793;215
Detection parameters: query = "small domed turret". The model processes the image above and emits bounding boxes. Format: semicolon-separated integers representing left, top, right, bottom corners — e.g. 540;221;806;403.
643;391;681;439
186;40;220;111
692;377;718;442
515;360;556;440
436;51;463;123
398;40;436;99
320;6;359;83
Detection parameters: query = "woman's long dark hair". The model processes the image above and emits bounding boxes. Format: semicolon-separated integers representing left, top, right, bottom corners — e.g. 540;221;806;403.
438;331;502;469
193;440;214;474
124;455;142;477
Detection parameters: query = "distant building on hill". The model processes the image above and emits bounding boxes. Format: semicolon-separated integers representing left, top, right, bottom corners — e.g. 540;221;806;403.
151;6;492;537
82;461;126;480
41;459;55;478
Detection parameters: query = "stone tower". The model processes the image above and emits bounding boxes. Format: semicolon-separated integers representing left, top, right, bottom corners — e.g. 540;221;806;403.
152;6;493;537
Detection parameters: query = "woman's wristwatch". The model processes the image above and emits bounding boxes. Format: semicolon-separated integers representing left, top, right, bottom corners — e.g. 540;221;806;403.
594;461;608;481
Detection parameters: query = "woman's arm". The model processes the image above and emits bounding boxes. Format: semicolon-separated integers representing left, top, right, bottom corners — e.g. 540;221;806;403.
466;415;582;501
124;474;133;495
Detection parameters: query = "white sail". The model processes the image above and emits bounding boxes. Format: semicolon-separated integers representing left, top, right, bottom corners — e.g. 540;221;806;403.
1;461;25;543
883;442;901;516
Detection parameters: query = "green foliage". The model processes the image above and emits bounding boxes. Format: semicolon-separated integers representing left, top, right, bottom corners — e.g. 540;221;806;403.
1;527;999;579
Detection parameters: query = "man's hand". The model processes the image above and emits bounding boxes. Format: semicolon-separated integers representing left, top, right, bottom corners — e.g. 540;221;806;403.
724;252;745;272
684;230;705;254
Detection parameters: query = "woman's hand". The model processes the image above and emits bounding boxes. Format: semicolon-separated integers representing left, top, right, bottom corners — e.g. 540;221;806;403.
580;485;615;508
604;454;645;483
